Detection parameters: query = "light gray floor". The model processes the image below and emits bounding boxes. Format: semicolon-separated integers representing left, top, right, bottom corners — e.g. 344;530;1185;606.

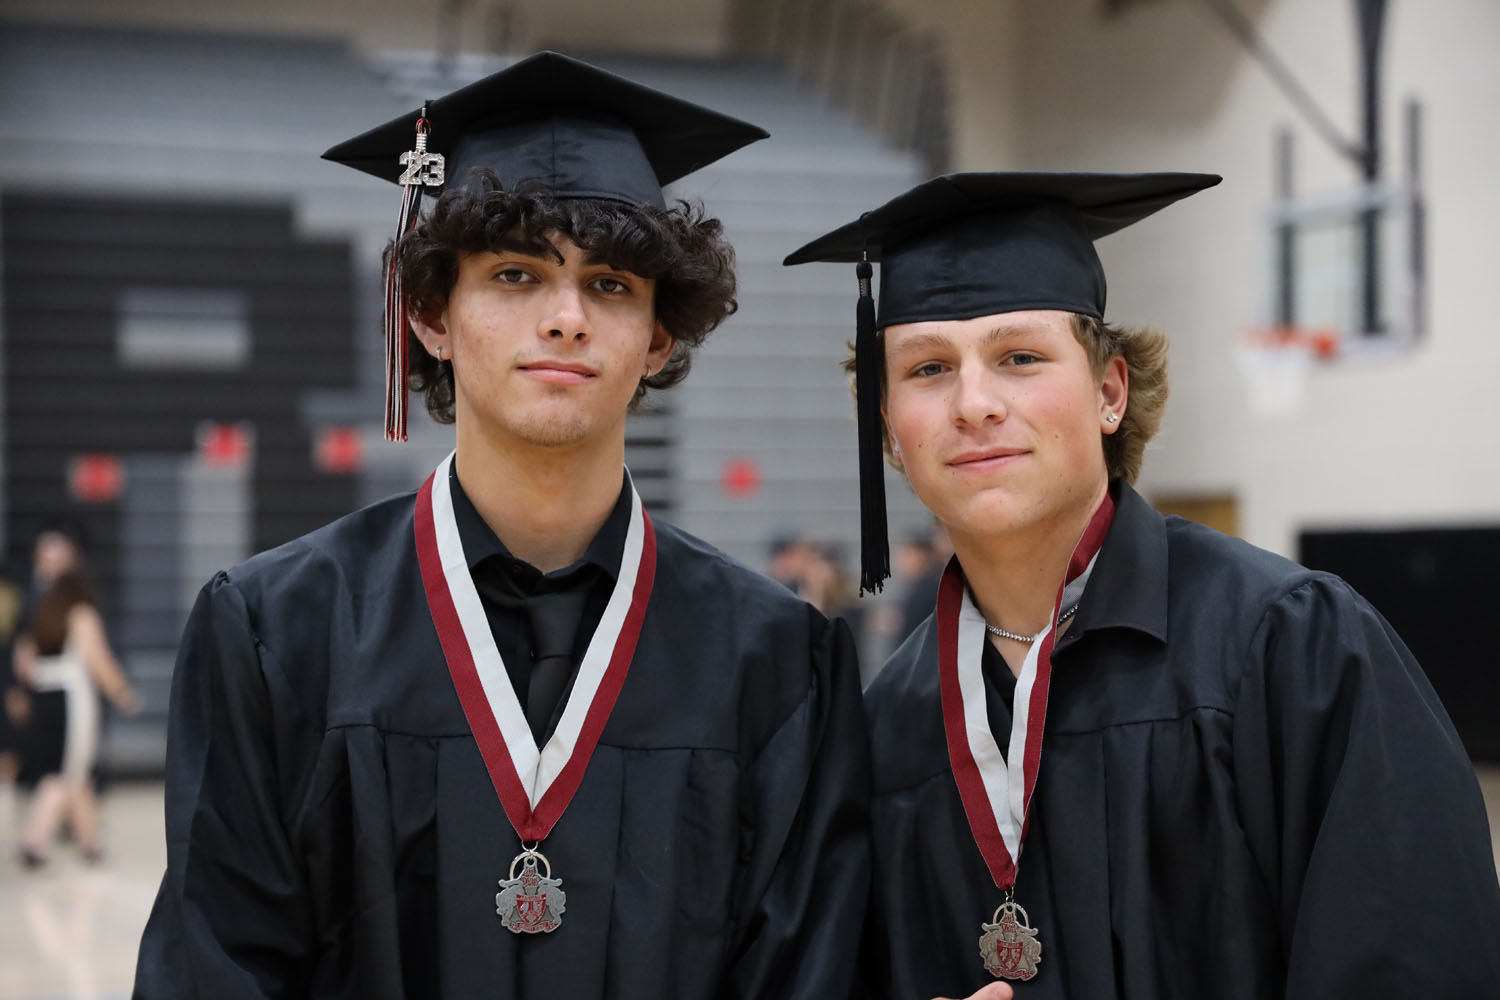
2;770;1499;999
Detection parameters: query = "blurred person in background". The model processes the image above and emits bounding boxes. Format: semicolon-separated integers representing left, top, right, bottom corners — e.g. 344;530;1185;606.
803;544;868;660
865;525;951;675
135;53;868;1000
768;539;871;663
895;521;951;643
766;533;816;596
13;523;139;868
789;171;1500;999
0;566;25;842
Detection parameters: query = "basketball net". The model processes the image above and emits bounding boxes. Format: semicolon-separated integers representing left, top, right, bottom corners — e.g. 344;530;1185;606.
1235;325;1341;418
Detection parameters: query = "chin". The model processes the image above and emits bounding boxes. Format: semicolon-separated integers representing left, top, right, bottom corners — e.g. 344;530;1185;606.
923;483;1040;539
486;403;594;447
956;505;1039;540
511;416;593;447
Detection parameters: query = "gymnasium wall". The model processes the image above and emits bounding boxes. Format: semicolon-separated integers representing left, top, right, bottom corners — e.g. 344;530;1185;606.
0;0;732;57
907;0;1500;556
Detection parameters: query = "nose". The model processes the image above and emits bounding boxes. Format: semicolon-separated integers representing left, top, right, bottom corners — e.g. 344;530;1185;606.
539;283;588;342
951;360;1007;428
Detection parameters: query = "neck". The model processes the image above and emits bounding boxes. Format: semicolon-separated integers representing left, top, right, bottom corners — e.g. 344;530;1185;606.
949;478;1109;641
454;420;626;574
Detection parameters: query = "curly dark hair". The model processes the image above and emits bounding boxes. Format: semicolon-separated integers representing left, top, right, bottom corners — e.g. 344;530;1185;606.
390;174;738;422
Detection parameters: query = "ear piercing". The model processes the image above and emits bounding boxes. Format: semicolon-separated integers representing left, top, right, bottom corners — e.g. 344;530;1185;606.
436;346;446;362
1105;413;1118;423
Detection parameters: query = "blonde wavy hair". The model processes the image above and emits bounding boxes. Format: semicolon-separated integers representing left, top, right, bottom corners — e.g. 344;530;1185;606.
1070;313;1170;484
845;311;1171;484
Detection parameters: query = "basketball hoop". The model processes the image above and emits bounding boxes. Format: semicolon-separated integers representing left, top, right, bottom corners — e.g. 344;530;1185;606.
1235;325;1340;418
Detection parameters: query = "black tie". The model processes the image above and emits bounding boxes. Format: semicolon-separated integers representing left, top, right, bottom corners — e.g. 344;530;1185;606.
519;588;588;744
471;563;593;745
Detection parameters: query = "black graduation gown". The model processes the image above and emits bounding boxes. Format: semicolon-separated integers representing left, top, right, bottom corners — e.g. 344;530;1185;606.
863;482;1500;999
133;489;871;1000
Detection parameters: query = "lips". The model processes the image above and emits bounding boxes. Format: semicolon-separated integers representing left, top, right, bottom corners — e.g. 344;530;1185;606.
517;359;597;383
948;446;1028;469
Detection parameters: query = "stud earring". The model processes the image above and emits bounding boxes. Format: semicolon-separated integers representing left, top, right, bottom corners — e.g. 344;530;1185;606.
1105;413;1118;423
436;346;446;362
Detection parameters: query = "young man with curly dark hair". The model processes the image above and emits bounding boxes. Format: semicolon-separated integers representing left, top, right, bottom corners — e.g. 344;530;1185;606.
788;171;1500;1000
135;53;869;1000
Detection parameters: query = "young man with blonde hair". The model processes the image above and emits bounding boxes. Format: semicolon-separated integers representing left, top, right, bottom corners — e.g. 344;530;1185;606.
789;171;1500;999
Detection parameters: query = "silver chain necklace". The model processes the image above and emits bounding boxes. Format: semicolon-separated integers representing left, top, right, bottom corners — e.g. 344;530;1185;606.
984;603;1081;644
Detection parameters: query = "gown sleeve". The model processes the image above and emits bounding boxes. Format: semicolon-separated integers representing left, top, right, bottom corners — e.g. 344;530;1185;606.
724;612;872;1000
134;573;319;999
1232;576;1500;997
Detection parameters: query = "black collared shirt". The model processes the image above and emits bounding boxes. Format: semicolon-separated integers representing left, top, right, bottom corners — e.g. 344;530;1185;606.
448;464;631;736
982;480;1162;705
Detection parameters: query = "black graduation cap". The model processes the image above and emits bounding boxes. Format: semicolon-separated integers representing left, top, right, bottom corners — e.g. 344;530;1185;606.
324;50;768;208
784;171;1221;593
323;51;769;440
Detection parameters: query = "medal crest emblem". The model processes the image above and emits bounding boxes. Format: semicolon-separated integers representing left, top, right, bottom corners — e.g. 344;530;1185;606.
979;899;1042;981
496;847;566;933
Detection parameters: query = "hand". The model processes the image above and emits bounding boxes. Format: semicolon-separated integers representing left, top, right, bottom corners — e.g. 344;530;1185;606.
932;984;1015;1000
113;684;142;715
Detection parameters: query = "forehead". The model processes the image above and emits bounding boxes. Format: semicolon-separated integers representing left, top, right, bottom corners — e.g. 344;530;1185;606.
465;230;578;260
883;309;1074;351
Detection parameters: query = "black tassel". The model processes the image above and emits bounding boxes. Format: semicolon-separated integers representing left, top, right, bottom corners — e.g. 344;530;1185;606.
854;258;889;594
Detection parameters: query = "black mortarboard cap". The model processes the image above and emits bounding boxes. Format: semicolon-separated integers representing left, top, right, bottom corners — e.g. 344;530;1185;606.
784;171;1221;593
322;51;769;441
323;50;768;209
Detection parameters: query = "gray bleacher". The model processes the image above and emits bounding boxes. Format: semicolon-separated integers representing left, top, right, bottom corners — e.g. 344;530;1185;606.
0;22;925;773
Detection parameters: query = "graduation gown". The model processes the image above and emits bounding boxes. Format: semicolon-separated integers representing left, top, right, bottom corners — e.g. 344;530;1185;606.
863;482;1500;999
133;488;870;1000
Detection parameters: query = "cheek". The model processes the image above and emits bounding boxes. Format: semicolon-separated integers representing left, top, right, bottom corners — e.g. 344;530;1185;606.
884;384;937;449
1035;381;1103;455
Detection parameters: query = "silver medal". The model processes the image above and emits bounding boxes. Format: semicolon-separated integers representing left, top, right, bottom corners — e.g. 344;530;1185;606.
978;896;1042;981
496;845;566;933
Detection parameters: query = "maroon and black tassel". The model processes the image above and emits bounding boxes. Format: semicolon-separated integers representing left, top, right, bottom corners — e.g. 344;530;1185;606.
384;107;445;442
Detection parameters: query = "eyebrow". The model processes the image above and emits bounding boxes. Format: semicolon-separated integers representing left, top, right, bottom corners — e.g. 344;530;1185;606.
886;323;1045;358
486;240;564;264
579;252;636;272
487;243;638;275
885;331;954;358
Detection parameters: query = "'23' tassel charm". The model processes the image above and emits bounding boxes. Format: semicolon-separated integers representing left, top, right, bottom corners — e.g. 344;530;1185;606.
383;107;446;442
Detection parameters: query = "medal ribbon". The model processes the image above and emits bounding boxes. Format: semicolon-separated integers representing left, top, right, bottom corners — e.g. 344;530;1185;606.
414;452;656;842
938;492;1116;889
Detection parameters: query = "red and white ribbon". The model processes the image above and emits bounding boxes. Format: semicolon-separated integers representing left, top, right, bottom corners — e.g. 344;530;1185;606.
415;452;656;842
938;494;1114;889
